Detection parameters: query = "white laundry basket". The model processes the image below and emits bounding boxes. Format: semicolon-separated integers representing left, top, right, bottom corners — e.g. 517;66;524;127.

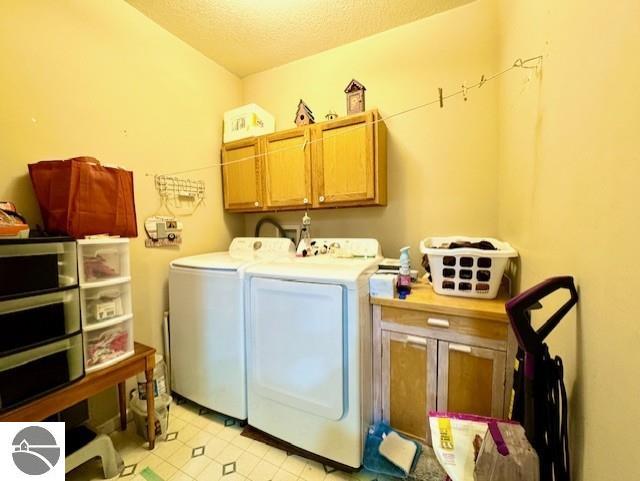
420;236;517;299
130;391;172;441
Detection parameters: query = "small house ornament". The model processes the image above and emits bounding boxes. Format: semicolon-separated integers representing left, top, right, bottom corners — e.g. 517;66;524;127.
294;99;315;126
344;79;366;115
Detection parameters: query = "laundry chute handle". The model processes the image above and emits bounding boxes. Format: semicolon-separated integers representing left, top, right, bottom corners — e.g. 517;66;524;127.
505;276;579;354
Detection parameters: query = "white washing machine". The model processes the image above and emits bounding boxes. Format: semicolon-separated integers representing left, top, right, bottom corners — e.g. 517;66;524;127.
245;238;382;468
169;237;294;419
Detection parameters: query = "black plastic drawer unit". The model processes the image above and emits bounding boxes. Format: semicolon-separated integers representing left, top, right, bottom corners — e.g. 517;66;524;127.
0;289;81;354
0;238;77;299
0;333;84;411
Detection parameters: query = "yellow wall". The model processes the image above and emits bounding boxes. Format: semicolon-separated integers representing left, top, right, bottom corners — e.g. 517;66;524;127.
497;1;640;479
3;2;638;476
243;0;501;266
0;0;243;423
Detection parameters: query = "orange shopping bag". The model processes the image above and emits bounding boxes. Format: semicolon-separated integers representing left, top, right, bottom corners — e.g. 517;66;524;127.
28;157;138;238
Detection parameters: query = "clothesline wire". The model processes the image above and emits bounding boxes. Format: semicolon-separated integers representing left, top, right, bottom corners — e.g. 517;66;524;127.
148;56;542;178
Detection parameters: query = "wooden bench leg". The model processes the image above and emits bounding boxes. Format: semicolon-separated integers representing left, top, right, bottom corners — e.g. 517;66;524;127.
117;382;127;431
146;368;155;449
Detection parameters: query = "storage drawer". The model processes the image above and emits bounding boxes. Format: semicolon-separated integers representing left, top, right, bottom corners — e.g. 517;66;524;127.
84;318;134;372
0;289;80;354
380;306;508;348
0;242;77;298
0;334;84;411
80;281;131;326
77;239;130;285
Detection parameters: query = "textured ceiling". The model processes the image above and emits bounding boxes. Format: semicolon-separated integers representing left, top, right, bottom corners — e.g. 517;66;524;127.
126;0;474;77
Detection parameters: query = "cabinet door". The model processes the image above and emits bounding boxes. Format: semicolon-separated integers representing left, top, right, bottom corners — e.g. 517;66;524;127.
437;341;506;418
381;330;437;441
221;138;263;211
313;112;376;206
263;128;312;209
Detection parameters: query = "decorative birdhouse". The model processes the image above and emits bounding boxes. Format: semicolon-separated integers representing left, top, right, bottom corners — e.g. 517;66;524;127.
294;99;315;126
344;79;366;115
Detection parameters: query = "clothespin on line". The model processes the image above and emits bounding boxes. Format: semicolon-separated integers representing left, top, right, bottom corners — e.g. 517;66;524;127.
438;88;444;108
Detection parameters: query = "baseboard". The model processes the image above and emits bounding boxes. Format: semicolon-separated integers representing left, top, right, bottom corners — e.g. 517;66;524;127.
94;410;134;435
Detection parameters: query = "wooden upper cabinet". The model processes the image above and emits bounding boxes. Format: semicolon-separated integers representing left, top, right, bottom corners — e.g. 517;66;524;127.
313;111;386;207
437;342;506;418
221;137;263;211
220;109;386;212
263;128;312;209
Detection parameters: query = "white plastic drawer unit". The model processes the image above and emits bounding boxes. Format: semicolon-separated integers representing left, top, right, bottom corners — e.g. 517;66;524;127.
0;333;84;411
80;281;132;327
0;289;81;354
77;238;130;286
83;317;134;373
0;239;77;298
249;278;346;420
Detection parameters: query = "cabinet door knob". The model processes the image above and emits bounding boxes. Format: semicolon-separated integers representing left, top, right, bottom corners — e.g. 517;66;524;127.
427;318;450;328
319;195;325;203
449;343;472;353
303;198;309;204
254;201;259;207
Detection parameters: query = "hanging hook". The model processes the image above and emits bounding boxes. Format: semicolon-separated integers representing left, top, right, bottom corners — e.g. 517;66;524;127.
462;83;468;101
514;56;543;69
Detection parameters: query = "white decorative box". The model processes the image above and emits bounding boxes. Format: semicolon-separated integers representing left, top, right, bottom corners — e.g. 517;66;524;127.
223;103;275;143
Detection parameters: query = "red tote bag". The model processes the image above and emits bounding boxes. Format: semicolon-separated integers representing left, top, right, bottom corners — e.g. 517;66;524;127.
28;157;138;238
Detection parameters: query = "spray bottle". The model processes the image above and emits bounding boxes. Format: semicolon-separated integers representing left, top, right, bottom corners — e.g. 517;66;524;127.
397;246;412;299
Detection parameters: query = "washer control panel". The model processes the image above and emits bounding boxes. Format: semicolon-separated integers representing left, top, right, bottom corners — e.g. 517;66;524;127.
229;237;295;257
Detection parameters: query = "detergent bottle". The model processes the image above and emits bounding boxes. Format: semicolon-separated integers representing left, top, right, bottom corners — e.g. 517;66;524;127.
397;246;412;299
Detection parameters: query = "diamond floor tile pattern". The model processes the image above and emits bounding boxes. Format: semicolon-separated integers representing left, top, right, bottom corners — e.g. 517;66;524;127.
66;399;384;481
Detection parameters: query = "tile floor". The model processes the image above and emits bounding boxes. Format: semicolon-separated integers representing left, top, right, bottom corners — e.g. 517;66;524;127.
66;398;380;481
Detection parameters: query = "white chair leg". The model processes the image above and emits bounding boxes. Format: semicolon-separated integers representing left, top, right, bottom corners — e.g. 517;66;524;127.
95;435;124;478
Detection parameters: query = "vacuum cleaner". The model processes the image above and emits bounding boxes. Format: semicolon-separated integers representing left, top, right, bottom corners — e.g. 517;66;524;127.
506;276;578;481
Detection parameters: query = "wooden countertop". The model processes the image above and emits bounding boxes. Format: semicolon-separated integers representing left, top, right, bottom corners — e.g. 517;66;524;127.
370;281;510;322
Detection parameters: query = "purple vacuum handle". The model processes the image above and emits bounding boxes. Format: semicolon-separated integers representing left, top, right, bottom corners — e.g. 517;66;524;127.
505;276;578;353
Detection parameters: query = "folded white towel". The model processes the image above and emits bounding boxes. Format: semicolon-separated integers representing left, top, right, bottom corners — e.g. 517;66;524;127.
379;431;418;475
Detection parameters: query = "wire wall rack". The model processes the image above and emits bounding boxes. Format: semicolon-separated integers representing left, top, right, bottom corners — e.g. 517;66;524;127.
154;175;205;208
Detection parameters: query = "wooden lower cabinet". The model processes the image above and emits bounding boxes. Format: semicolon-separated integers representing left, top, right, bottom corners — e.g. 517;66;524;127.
372;288;513;445
437;341;506;418
381;331;437;441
